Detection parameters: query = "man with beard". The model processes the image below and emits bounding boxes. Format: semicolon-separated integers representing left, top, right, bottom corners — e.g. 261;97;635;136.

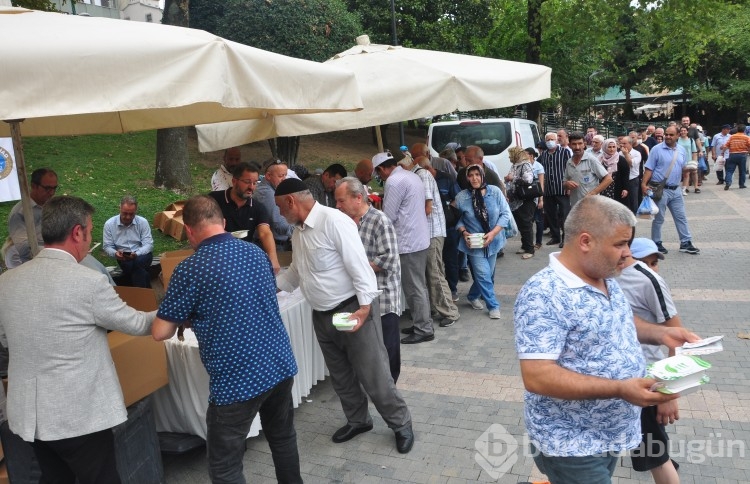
514;195;699;484
209;161;280;273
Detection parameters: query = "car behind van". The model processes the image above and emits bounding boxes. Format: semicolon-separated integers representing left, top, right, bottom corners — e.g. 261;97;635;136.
428;118;541;176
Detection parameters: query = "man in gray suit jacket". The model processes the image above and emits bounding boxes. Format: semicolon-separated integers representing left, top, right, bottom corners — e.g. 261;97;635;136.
0;196;156;484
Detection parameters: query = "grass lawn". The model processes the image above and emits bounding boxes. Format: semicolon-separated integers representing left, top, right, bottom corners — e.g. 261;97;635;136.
0;131;213;265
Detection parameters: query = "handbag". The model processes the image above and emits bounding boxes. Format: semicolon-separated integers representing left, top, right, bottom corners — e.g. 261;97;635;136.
647;149;679;201
513;179;543;200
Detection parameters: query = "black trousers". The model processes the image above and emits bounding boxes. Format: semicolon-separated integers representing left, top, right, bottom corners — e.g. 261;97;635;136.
32;428;121;484
543;194;570;242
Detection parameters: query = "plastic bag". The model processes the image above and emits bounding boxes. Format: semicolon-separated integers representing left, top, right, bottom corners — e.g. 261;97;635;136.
504;213;519;238
637;195;659;219
698;155;708;172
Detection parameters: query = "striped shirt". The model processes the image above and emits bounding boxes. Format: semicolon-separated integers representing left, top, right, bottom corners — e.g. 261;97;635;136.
412;167;446;238
538;147;571;196
358;206;401;316
724;133;750;154
383;166;430;254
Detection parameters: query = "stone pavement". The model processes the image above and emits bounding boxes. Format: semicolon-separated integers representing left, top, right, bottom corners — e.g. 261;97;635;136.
163;179;750;483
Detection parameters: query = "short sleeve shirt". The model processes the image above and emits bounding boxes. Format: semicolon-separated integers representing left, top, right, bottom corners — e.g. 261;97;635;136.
564;153;609;206
157;233;297;405
514;253;645;456
208;189;271;242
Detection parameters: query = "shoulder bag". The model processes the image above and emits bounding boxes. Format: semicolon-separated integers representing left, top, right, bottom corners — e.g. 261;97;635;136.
647;149;679;201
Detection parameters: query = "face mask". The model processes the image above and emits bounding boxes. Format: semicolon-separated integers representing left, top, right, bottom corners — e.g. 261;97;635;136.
545;140;557;149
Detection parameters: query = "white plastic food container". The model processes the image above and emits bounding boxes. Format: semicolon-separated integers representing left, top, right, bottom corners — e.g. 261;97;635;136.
332;312;357;331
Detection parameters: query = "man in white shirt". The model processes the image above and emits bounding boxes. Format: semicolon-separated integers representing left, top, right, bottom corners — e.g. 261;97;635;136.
274;178;414;454
210;147;241;191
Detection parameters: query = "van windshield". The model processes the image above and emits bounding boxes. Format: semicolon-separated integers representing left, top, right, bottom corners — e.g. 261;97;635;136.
430;122;512;156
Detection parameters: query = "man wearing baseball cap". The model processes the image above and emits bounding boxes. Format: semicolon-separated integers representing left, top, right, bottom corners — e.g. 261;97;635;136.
372;151;435;344
617;237;682;483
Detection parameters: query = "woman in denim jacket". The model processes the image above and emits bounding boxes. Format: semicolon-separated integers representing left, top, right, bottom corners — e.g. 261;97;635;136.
454;165;511;319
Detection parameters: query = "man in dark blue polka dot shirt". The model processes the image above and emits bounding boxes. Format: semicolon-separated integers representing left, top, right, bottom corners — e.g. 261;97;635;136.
153;195;301;483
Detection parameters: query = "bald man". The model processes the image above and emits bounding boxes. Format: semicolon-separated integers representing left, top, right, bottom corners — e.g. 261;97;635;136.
410;143;457;182
211;147;242;191
355;159;373;186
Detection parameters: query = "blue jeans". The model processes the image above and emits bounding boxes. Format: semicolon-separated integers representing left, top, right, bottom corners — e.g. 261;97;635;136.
725;153;747;187
467;252;499;310
651;187;692;245
117;252;153;288
531;444;619;484
534;206;544;245
206;378;301;484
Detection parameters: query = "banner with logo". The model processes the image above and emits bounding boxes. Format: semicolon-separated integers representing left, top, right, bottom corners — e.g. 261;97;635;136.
0;138;21;202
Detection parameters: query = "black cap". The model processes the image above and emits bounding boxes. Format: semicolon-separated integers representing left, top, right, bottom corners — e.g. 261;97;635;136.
722;124;732;129
274;178;308;196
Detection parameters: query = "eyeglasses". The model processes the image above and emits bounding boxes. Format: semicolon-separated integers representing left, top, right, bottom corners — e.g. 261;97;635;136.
40;184;58;192
236;178;257;185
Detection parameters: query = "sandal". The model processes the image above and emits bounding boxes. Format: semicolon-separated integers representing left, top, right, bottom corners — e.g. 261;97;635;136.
534;243;542;250
694;188;701;193
521;252;534;259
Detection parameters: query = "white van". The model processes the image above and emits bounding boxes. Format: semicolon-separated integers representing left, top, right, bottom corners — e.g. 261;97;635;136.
427;118;541;176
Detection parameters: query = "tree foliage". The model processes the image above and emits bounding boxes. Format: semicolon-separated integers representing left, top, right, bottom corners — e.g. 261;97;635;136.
191;0;362;62
12;0;57;11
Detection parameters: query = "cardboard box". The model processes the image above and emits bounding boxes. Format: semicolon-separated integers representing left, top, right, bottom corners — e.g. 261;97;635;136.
159;249;194;290
153;210;176;232
277;251;293;267
109;287;168;407
166;214;186;241
165;200;186;211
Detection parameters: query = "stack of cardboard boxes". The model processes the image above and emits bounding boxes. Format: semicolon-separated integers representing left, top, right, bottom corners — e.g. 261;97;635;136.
153;201;187;241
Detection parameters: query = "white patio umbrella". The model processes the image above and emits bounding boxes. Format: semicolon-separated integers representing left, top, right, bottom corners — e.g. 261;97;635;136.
197;34;552;152
0;7;362;255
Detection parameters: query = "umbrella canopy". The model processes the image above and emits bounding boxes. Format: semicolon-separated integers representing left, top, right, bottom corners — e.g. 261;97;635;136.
0;7;362;136
0;6;362;258
197;34;551;152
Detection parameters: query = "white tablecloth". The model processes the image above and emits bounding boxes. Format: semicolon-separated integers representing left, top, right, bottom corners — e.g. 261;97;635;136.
152;289;328;439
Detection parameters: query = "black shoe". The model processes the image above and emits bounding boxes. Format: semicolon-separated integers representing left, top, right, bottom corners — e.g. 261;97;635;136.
332;423;373;443
400;333;435;344
716;180;724;185
741;186;747;189
725;184;730;190
439;317;458;328
679;242;700;255
546;239;561;246
558;241;564;248
656;242;668;255
400;326;415;335
395;425;414;454
458;268;470;282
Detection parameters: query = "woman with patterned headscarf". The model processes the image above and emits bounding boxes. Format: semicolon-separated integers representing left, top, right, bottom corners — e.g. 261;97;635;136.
599;138;630;202
453;164;511;319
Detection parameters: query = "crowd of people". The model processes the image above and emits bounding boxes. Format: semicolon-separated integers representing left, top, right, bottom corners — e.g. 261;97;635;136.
1;114;744;482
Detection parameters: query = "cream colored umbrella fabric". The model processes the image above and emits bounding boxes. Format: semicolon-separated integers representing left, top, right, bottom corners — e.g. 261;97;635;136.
0;7;362;136
197;34;551;152
0;6;362;257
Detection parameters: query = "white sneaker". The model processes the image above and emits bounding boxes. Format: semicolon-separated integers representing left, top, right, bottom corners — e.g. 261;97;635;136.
489;309;501;319
682;188;688;195
468;298;484;310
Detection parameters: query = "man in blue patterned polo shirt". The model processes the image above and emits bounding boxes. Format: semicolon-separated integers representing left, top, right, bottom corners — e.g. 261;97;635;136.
514;195;699;484
152;195;301;484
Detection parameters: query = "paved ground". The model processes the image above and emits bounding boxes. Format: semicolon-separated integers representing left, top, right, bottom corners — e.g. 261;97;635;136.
163;176;750;483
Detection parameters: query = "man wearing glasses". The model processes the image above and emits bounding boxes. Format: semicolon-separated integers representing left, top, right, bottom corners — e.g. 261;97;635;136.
209;162;280;273
5;168;58;267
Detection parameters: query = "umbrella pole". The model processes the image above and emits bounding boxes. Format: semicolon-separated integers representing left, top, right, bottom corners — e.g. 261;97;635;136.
375;125;384;153
6;120;40;258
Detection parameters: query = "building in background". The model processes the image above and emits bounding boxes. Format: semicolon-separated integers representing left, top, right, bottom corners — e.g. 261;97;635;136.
49;0;162;23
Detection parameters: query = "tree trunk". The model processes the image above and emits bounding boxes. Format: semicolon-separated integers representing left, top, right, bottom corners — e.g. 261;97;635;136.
154;128;191;190
154;0;192;190
525;0;545;126
277;137;300;165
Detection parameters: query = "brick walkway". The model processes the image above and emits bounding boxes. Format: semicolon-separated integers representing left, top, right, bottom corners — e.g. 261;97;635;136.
163;178;750;483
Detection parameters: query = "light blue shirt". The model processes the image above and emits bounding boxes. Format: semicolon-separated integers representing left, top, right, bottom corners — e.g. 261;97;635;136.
253;181;294;242
712;132;730;159
515;253;645;456
454;184;510;257
102;214;153;257
383;166;430;254
644;142;687;186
